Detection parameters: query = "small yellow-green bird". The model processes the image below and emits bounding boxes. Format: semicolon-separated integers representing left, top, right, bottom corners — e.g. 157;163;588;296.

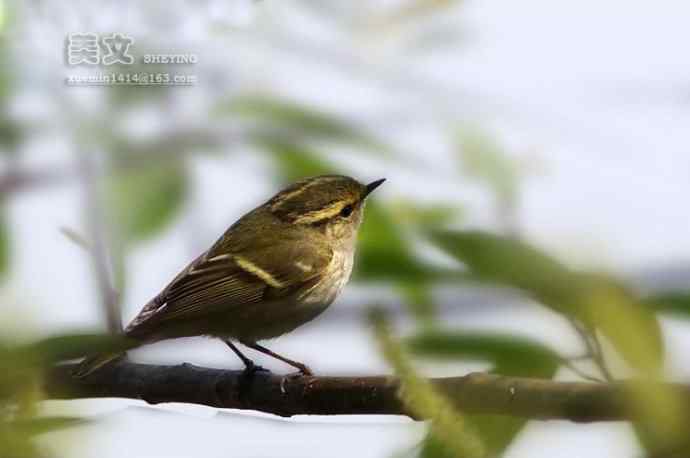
77;175;385;377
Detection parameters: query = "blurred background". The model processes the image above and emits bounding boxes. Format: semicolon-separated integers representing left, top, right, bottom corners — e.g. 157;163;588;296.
2;1;690;457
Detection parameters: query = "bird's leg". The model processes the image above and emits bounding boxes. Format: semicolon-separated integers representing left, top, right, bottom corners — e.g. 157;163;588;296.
223;339;268;374
240;341;313;376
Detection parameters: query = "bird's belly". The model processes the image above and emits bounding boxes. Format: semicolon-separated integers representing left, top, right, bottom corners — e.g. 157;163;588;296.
217;249;354;341
212;297;329;341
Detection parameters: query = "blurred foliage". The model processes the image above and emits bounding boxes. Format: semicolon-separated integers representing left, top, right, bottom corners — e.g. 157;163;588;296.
256;137;335;182
645;292;690;318
384;0;461;24
628;380;690;458
397;282;436;326
0;332;134;457
23;333;136;363
455;126;530;234
0;1;5;31
107;161;188;245
357;202;450;283
0;37;11;103
105;62;174;108
429;229;664;375
370;309;485;458
0;211;9;280
457;128;519;208
217;94;388;153
0;37;18;281
0;117;21;152
408;331;559;456
0;34;21;153
406;331;560;377
106;131;224;160
389;200;460;232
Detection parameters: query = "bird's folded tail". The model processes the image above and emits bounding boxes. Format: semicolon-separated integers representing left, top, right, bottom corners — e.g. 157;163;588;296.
73;351;127;378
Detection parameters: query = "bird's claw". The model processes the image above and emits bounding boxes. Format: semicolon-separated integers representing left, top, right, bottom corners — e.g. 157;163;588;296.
242;362;270;377
287;364;313;378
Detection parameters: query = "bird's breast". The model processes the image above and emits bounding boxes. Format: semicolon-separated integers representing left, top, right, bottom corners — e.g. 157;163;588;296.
302;247;354;306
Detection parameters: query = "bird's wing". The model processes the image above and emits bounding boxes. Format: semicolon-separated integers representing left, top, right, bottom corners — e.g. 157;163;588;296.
125;239;332;334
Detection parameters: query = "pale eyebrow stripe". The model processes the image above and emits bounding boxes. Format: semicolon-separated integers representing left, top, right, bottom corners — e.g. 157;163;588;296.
291;200;347;224
270;176;342;212
233;255;284;288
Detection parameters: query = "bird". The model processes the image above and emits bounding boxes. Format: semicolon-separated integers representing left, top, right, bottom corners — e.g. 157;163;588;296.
76;174;385;377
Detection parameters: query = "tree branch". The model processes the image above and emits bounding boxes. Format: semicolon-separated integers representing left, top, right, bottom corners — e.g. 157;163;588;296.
44;361;690;422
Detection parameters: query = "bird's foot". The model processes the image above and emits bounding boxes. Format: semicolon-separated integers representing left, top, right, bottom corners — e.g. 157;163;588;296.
287;363;313;378
242;361;270;377
279;368;314;395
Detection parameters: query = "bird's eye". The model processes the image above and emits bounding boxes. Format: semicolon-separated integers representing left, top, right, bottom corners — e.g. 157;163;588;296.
340;204;354;218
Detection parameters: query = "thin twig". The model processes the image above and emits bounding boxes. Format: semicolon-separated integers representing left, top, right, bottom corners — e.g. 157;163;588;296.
59;227;91;251
588;333;614;381
568;318;613;381
558;357;606;383
77;152;122;334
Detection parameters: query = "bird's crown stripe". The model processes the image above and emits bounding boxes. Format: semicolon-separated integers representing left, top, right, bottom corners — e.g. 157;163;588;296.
270;176;342;212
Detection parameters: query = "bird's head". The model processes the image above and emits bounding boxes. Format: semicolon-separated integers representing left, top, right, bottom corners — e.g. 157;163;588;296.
267;174;385;243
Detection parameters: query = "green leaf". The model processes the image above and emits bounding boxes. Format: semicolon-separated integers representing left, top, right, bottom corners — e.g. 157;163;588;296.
429;230;664;374
406;331;560;377
22;333;136;364
457;127;519;203
645;292;690;317
108;162;188;244
370;309;485;458
9;416;86;436
219;94;385;151
357;201;441;281
257;137;336;182
0;212;9;279
429;230;574;313
105;61;172;107
390;200;461;231
0;1;6;32
419;431;455;458
398;282;437;325
409;331;560;455
628;377;690;457
0;118;21;151
0;417;86;458
574;273;664;375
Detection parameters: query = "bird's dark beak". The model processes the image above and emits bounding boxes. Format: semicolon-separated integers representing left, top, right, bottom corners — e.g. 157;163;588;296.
363;178;386;198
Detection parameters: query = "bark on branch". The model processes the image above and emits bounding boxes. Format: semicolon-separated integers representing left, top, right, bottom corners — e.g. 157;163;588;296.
44;361;690;422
